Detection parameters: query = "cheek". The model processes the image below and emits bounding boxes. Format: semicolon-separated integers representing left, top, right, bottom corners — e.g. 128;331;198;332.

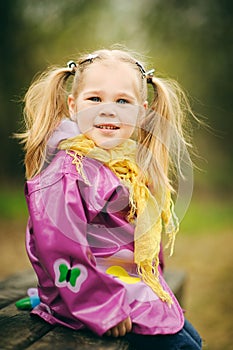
121;114;138;134
76;104;100;131
119;105;139;126
77;115;93;134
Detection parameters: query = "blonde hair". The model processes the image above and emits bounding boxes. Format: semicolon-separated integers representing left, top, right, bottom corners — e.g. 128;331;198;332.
17;48;195;196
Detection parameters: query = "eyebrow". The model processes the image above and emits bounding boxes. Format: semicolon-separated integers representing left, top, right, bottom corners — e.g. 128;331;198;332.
82;90;103;97
117;92;138;101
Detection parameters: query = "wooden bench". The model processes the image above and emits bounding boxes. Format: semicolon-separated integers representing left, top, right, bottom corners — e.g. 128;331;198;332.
0;269;186;350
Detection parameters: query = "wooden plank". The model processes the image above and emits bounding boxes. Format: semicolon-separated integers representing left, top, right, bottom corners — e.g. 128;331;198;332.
0;270;37;309
0;269;186;350
0;303;52;350
26;327;133;350
0;303;133;350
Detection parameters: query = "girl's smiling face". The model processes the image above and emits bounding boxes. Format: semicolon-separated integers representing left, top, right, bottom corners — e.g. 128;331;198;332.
68;60;147;149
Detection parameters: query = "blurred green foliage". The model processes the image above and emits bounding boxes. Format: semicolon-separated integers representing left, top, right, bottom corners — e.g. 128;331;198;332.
180;196;233;235
0;186;27;221
0;0;232;195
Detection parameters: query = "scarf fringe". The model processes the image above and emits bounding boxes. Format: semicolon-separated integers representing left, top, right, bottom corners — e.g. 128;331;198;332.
66;150;91;186
137;261;173;305
162;196;179;256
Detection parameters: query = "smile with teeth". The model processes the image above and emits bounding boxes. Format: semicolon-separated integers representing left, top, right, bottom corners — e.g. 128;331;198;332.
95;124;120;130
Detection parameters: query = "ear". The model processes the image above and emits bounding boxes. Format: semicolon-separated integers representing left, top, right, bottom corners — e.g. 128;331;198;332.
67;94;77;119
143;101;148;109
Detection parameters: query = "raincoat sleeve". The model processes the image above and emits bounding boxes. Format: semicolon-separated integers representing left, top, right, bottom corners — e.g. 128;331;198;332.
25;156;131;336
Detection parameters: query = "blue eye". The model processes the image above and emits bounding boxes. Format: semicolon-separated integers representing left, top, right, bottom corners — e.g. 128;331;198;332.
89;97;101;102
116;98;128;104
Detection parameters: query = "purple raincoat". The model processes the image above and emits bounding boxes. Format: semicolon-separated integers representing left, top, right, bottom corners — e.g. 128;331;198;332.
25;150;184;336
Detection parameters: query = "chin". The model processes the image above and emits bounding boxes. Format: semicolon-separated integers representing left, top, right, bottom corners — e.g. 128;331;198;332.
95;138;124;150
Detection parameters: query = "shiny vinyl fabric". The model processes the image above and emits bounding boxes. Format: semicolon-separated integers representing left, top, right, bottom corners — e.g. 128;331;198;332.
25;150;184;336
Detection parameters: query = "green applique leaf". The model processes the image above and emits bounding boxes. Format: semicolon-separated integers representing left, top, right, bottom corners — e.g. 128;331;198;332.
70;268;81;287
59;264;69;283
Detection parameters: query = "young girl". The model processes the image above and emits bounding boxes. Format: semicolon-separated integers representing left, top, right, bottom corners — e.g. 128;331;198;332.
18;49;202;349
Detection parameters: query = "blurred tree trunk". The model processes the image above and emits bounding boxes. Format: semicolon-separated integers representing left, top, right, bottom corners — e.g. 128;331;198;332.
0;0;34;180
0;0;99;181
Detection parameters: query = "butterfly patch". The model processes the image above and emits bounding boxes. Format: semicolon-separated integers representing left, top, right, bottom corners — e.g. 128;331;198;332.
54;259;88;293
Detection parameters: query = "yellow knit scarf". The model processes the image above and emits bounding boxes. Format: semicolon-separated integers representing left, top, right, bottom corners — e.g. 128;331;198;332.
59;134;179;304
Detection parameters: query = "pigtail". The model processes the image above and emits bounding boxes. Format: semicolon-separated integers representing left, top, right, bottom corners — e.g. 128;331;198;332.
17;66;74;179
137;75;193;198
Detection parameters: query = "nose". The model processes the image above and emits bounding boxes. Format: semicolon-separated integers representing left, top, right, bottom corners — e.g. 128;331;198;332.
99;104;116;117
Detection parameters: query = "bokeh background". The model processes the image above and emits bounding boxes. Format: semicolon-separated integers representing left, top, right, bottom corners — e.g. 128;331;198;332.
0;1;232;349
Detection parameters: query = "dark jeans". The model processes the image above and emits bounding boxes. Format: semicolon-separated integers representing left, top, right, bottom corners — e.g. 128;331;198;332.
125;319;202;350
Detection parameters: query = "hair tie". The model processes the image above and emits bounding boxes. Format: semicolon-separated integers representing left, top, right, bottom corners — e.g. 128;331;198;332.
67;60;77;74
135;61;146;77
80;54;99;65
146;69;155;84
136;62;155;81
